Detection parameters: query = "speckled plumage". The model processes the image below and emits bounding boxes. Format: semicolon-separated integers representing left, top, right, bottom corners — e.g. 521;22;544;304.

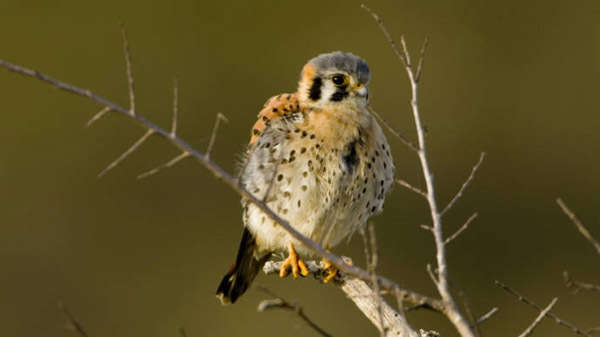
217;52;394;304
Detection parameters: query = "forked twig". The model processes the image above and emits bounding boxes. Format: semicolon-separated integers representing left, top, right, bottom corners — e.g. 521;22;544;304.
57;301;89;337
518;297;558;337
556;198;600;256
362;4;475;337
256;286;333;337
441;152;486;216
495;280;592;337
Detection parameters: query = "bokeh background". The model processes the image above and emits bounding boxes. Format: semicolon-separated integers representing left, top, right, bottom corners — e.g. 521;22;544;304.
1;0;599;336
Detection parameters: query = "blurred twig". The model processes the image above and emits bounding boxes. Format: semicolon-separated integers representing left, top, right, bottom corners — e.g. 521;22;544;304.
256;286;332;337
495;280;592;337
57;301;89;337
556;198;600;257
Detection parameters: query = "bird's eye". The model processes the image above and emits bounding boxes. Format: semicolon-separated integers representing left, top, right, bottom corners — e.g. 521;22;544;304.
331;75;347;86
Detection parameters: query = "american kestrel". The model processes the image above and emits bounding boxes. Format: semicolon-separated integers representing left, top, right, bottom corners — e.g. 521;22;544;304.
217;52;394;304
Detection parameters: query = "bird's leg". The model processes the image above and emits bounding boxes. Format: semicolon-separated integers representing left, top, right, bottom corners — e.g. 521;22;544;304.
279;242;309;278
321;249;353;283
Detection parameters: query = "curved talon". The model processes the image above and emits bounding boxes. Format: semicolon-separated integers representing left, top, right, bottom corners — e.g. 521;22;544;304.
322;259;337;283
280;242;309;278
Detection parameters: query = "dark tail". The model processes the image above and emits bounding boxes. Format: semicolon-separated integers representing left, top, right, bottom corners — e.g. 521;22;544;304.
216;228;270;304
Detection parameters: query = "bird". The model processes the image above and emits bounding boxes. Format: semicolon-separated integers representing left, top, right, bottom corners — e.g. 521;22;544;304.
216;51;395;304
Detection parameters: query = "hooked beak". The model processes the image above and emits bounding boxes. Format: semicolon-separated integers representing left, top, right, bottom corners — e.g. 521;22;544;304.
352;83;368;98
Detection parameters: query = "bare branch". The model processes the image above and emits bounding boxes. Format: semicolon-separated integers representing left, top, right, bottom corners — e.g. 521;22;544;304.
363;5;475;337
556;198;600;257
206;112;228;159
368;106;419;152
474;307;499;327
98;129;154;178
396;178;428;199
57;301;89;337
0;57;445;326
137;152;190;180
444;212;478;245
563;271;600;294
518;297;558;337
415;37;429;83
441;152;486;216
495;280;593;337
120;23;136;116
171;76;179;136
256;286;333;337
360;4;408;67
360;223;386;337
86;106;111;128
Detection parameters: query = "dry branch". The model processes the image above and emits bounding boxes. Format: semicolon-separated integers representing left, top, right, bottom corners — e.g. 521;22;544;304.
256;286;333;337
264;261;420;337
563;271;600;294
495;280;592;337
556;198;600;257
517;297;558;337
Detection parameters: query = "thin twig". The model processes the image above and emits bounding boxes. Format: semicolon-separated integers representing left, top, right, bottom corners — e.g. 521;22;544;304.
474;307;499;327
57;301;89;337
563;271;600;294
360;4;408;67
368;106;419;152
362;5;476;337
86;106;111;128
256;286;333;337
171;76;179;137
444;212;478;245
206;112;228;159
441;152;486;216
415;37;429;83
495;280;592;337
367;223;386;337
178;327;188;337
120;23;136;116
0;54;443;323
98;129;154;178
557;198;600;257
137;152;190;180
396;178;428;199
518;297;558;337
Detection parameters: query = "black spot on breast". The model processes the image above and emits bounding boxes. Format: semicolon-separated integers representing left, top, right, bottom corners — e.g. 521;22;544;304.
343;140;360;173
309;76;322;101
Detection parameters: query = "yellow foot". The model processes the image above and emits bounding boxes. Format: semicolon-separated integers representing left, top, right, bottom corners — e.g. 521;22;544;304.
322;257;353;283
280;242;309;278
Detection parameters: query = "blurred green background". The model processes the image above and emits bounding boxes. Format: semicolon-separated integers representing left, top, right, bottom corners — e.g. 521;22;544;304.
1;0;599;336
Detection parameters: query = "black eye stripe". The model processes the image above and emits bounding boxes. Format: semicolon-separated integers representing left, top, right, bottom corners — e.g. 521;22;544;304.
308;76;322;101
330;89;349;102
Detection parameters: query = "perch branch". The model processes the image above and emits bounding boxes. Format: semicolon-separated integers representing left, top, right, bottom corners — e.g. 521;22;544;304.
495;280;592;337
362;4;476;336
556;198;600;257
264;261;420;337
256;286;333;337
518;297;558;337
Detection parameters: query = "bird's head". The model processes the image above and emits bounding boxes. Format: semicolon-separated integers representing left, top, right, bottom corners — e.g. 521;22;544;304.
298;51;370;110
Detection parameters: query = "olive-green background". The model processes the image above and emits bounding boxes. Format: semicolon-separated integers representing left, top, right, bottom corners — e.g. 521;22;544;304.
1;0;599;336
